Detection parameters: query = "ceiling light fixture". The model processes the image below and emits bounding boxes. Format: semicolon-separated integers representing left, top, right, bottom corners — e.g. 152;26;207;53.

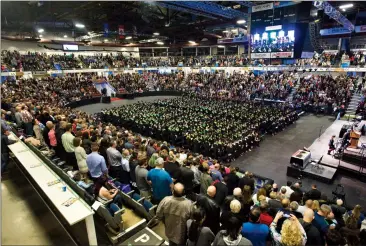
126;36;132;40
157;41;164;45
231;29;238;32
223;30;229;33
339;4;353;9
104;39;108;42
38;29;44;33
75;23;85;28
64;35;68;38
218;45;225;48
236;19;246;24
188;40;196;44
39;35;43;38
153;32;160;36
341;8;346;12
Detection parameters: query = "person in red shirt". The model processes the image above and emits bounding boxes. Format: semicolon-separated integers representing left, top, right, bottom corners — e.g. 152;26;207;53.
259;200;273;226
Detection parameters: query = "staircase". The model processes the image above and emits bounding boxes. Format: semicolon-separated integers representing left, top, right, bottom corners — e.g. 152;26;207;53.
345;93;361;116
345;77;363;116
287;77;301;103
93;81;117;97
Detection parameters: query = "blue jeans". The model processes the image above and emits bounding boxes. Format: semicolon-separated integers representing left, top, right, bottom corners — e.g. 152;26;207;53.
1;153;9;173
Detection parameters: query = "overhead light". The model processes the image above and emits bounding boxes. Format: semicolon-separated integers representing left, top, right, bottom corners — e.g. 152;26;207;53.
153;32;160;36
188;40;195;44
38;29;44;33
104;39;108;42
237;19;246;24
165;22;170;27
126;36;132;40
64;35;68;38
75;23;85;28
341;8;346;12
218;45;225;48
231;29;238;32
339;4;353;9
223;30;229;33
157;41;164;45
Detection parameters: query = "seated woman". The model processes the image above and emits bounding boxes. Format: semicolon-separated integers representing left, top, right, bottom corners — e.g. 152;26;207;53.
98;182;124;208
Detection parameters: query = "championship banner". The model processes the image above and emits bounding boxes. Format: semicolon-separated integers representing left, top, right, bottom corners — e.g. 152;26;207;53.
271;52;293;58
251;53;271;59
119;25;125;39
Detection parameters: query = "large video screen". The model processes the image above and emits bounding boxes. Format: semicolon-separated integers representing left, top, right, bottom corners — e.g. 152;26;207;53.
251;25;295;58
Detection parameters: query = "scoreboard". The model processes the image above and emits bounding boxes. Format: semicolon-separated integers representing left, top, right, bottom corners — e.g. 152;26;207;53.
251;4;298;30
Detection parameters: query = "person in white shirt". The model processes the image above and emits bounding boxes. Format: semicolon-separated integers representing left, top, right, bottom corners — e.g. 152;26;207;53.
120;149;131;184
280;181;294;199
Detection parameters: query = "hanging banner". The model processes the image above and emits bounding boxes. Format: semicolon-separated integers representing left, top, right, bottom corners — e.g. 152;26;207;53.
319;27;352;36
251;53;271;59
355;25;366;33
271;52;294;58
104;23;109;37
119;25;125;39
252;2;273;12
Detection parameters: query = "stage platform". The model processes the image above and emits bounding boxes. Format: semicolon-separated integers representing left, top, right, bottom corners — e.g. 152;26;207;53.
288;120;366;183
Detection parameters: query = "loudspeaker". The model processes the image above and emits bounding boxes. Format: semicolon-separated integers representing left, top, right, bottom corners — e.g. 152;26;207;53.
309;22;324;53
286;166;302;178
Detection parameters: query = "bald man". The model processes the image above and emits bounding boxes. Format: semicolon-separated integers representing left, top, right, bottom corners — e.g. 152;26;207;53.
196;185;220;234
300;209;322;246
156;183;192;246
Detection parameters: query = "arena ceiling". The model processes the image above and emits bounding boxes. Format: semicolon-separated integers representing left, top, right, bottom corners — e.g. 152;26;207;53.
1;1;256;46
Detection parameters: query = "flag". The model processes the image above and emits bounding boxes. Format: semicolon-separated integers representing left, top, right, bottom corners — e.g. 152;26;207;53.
119;25;125;39
104;23;109;37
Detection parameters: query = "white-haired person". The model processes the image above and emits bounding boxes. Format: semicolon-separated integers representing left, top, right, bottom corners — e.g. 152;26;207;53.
221;199;245;231
270;211;307;246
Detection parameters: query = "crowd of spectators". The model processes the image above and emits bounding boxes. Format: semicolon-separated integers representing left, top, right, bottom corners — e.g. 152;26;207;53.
292;74;357;115
1;51;253;71
108;72;187;93
1;76;100;108
187;72;297;101
107;72;297;101
2;94;365;245
1;67;365;246
1;50;83;71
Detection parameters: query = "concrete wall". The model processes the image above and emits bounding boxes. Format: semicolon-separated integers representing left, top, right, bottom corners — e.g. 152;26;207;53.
1;40;140;57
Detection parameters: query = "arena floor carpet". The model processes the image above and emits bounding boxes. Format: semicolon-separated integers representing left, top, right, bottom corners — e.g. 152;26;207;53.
78;97;366;208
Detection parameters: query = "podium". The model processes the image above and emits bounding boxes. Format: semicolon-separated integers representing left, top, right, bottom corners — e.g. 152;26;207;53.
349;131;361;149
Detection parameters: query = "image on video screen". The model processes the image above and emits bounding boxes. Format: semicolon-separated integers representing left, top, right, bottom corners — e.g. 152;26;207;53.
251;29;295;53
